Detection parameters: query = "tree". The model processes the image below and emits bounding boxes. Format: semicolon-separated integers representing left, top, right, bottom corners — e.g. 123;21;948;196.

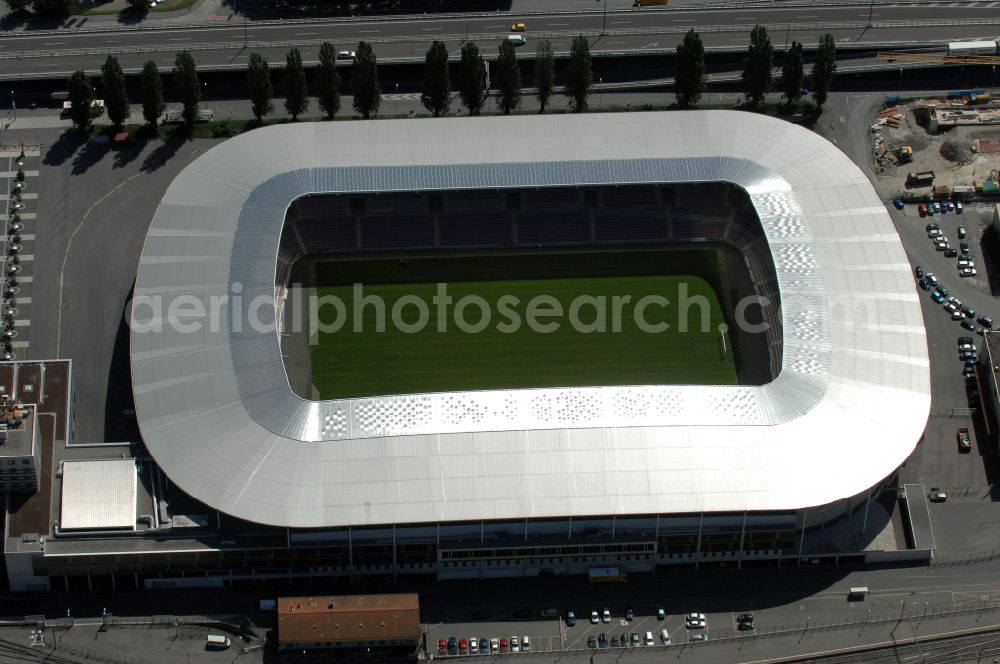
351;41;381;119
173;51;201;129
534;39;555;114
246;53;273;122
811;33;837;112
66;70;94;134
31;0;68;15
741;25;773;109
781;41;804;107
458;41;486;115
674;29;706;109
421;41;451;117
4;0;31;14
316;42;341;120
140;61;166;127
496;39;521;115
564;35;593;112
101;55;130;129
283;47;309;120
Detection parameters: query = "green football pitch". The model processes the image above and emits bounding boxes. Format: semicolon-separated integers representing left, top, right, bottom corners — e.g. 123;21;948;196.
307;251;737;399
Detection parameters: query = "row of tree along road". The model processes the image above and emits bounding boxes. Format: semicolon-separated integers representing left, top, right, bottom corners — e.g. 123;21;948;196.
62;26;839;134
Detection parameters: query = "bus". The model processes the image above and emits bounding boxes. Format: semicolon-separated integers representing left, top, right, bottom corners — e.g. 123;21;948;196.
588;567;628;583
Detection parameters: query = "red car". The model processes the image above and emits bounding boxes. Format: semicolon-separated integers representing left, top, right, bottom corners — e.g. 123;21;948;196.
458;639;468;654
500;638;509;653
918;203;927;217
438;640;448;654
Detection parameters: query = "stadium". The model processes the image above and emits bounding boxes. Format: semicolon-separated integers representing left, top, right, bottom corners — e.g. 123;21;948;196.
3;110;932;592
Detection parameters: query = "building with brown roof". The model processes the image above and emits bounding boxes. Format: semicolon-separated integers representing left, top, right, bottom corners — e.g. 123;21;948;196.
278;593;420;660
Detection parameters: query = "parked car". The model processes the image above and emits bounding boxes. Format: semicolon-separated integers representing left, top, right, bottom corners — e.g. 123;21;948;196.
932;202;941;214
944;249;958;258
566;611;577;627
448;637;458;655
597;634;609;650
499;638;508;653
926;273;938;286
962;306;976;319
960;242;970;254
959;336;974;344
644;631;654;646
479;638;489;653
935;242;951;251
947;200;955;212
919;278;930;291
960;350;976;360
610;636;620;647
458;639;468;655
959;343;975;352
893;198;905;210
945;301;960;314
931;291;946;303
590;611;599;624
690;634;709;642
960;267;978;277
469;638;478;654
930;490;947;502
958;226;967;239
958;259;974;269
961;320;977;331
656;607;665;621
587;636;597;649
625;608;634;622
928;229;942;238
509;636;519;653
952;311;965;321
602;609;611;623
937;284;949;296
738;621;754;631
490;639;500;654
919;203;928;217
438;640;448;654
630;633;640;646
956;201;964;213
926;223;939;232
915;265;923;278
977;315;994;328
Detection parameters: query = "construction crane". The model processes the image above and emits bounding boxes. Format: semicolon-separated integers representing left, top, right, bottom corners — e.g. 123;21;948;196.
876;52;1000;66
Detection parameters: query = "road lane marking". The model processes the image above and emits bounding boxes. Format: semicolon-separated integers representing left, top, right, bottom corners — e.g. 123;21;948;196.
295;32;317;36
169;37;191;41
44;42;66;45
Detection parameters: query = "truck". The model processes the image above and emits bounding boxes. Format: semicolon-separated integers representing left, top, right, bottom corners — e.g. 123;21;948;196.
633;0;668;6
932;184;951;198
907;170;935;187
957;427;971;452
948;41;1000;56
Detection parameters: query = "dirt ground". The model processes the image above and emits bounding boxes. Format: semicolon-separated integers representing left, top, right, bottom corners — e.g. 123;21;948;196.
875;102;1000;195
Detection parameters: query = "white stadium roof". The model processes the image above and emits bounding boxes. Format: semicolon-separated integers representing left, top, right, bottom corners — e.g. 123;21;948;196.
60;459;137;531
130;111;931;529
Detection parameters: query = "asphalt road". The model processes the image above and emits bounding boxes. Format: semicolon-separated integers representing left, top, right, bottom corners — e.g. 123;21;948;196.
1;2;999;78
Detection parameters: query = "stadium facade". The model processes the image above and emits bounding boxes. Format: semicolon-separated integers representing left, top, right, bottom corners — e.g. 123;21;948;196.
2;112;931;592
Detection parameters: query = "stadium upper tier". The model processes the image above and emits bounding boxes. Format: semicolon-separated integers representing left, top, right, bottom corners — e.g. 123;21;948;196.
130;112;931;529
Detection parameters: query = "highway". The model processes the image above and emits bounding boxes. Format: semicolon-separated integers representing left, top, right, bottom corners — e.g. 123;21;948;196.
0;2;998;77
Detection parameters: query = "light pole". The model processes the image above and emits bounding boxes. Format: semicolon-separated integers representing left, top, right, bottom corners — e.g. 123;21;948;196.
599;77;603;109
9;90;14;121
897;68;902;98
202;82;208;107
395;83;399;116
602;0;607;35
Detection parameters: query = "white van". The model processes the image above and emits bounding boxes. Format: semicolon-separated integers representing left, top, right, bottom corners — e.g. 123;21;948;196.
505;34;527;46
660;629;670;645
521;636;531;651
206;634;231;649
643;631;654;646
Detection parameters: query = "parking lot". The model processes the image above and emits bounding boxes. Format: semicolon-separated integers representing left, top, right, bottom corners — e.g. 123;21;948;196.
426;605;760;655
